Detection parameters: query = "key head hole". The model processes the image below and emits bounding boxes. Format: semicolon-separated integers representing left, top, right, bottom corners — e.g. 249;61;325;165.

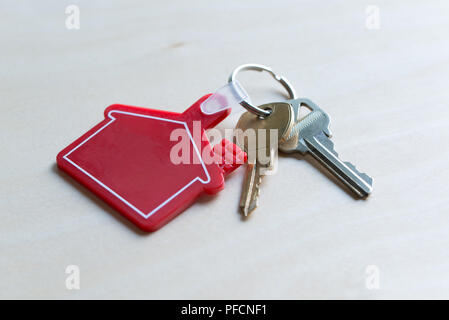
298;103;312;121
257;107;273;120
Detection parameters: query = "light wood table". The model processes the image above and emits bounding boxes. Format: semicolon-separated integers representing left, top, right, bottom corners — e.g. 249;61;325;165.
2;0;449;299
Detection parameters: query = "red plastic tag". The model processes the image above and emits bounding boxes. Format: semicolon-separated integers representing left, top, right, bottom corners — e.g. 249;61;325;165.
57;94;246;231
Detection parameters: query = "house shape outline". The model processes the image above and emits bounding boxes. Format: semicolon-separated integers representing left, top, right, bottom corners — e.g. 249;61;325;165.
63;110;211;219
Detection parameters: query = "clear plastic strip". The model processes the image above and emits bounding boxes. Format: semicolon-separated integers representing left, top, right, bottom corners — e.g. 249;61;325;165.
200;80;250;115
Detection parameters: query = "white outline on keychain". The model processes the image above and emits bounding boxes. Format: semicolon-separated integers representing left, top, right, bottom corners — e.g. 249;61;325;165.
63;110;211;219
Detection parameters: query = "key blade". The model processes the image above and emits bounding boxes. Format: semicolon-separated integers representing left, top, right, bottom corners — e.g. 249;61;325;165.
344;161;373;188
314;133;337;157
239;162;262;216
314;134;373;187
304;133;373;198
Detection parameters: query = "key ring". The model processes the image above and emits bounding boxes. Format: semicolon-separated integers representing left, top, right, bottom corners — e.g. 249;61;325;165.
228;63;297;117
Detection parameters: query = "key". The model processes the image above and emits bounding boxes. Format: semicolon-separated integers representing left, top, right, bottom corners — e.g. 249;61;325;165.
235;102;294;216
279;98;373;197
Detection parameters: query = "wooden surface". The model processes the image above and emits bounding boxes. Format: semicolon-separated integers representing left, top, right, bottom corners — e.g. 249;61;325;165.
2;0;449;299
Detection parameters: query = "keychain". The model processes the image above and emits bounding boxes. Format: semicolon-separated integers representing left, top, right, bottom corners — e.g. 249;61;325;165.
57;64;373;231
57;79;248;231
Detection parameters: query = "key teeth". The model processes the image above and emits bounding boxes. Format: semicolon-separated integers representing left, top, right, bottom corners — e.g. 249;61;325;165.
317;133;373;185
344;161;373;185
316;133;338;157
255;173;262;200
247;165;263;216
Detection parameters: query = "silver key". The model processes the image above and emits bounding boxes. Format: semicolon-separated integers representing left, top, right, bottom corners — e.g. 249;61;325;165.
280;98;373;197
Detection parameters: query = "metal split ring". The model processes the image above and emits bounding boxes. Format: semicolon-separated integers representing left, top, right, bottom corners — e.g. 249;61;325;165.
228;64;297;117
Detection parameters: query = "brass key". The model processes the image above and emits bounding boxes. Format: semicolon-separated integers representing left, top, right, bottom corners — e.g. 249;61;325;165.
235;102;294;216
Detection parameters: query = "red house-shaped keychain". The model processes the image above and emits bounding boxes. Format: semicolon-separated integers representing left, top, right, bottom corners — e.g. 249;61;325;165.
57;94;246;231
